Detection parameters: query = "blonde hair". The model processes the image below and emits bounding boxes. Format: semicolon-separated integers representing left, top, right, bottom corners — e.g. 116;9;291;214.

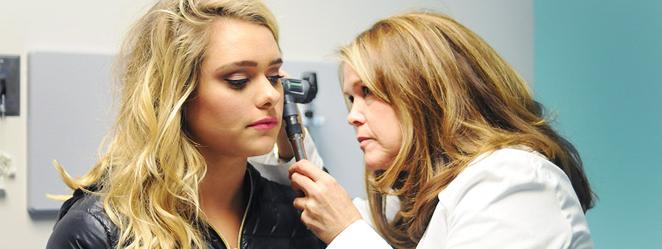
340;12;593;248
56;0;279;248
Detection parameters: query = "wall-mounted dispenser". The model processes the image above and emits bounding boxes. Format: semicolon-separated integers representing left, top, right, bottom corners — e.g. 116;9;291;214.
0;55;20;117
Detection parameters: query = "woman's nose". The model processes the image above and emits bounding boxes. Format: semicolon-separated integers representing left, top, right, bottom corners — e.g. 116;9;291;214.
346;103;365;126
256;77;282;109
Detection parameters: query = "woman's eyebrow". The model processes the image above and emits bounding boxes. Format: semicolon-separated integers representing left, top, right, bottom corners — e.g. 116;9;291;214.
341;80;360;96
215;58;282;73
269;58;283;66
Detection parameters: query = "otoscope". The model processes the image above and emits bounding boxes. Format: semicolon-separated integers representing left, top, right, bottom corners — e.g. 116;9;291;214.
281;72;318;161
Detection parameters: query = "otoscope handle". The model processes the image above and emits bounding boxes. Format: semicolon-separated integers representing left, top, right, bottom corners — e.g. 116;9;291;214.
283;93;307;160
283;108;307;197
283;114;307;160
289;133;306;161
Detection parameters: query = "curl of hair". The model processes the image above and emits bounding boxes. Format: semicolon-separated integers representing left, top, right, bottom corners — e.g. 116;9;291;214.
340;12;594;249
55;0;279;248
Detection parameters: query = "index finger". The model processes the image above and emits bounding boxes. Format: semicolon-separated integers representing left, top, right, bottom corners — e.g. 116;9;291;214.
290;172;317;197
289;159;326;182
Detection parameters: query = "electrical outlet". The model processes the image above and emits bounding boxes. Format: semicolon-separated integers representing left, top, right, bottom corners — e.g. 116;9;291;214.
0;151;12;174
0;55;20;116
0;151;12;196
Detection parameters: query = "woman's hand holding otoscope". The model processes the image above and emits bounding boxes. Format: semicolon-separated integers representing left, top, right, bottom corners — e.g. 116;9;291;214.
281;73;362;243
281;72;317;161
288;160;362;244
281;71;315;197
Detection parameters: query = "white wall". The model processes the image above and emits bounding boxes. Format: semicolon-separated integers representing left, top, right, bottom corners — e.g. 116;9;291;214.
271;0;533;83
0;0;531;247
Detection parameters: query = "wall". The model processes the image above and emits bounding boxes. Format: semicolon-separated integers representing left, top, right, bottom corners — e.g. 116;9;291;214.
535;0;662;248
0;0;531;247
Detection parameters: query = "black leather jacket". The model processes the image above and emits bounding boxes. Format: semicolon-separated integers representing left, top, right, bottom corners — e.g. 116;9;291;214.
46;164;325;249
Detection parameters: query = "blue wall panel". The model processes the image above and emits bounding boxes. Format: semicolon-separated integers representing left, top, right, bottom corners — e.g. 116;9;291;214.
535;1;662;248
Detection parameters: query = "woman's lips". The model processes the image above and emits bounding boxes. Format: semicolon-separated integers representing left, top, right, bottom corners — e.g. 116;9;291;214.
357;136;371;150
248;116;278;130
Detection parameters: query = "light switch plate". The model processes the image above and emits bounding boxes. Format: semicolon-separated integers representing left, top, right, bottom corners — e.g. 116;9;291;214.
0;55;20;116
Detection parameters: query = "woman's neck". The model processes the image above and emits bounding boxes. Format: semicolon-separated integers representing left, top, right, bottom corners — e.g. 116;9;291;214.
198;154;248;216
198;153;249;247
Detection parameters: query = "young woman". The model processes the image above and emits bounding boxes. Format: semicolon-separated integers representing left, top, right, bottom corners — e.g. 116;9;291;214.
289;12;595;248
46;1;324;248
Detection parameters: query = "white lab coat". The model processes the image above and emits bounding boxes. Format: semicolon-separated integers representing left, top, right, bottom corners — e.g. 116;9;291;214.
253;140;594;249
327;148;594;249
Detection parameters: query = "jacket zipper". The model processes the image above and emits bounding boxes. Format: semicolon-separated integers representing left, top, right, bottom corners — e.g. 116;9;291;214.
210;168;255;249
215;229;232;249
236;169;254;249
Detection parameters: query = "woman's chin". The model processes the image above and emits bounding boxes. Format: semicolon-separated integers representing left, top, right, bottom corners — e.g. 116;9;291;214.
363;152;393;171
364;160;388;171
246;142;277;157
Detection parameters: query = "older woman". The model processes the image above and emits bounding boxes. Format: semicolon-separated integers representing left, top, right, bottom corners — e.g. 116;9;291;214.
290;12;594;249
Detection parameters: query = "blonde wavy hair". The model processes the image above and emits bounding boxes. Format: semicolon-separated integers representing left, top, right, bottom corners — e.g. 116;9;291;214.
56;0;279;248
340;12;593;249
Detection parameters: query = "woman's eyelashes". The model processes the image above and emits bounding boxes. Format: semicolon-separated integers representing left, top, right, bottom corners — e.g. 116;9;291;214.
361;86;371;97
347;86;371;103
224;74;284;89
225;78;249;89
267;74;284;85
